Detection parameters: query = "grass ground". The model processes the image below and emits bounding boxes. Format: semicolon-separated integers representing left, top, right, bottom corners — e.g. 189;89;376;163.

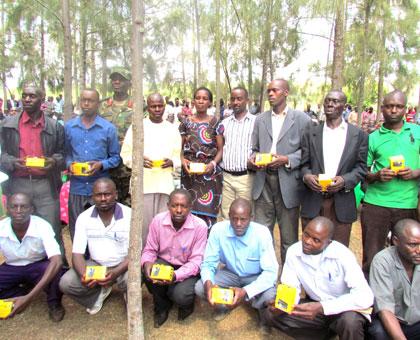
1;220;363;340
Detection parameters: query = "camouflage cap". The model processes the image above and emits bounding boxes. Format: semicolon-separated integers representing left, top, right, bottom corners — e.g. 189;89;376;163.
109;67;131;81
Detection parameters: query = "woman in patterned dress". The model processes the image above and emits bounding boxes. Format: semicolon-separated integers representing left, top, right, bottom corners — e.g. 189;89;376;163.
179;87;224;228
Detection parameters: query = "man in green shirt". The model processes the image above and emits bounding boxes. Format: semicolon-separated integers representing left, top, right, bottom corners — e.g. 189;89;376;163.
361;90;420;277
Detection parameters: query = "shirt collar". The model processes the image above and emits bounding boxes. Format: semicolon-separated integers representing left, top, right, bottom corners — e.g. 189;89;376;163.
90;203;124;221
21;111;45;128
323;118;347;131
271;106;288;117
0;216;37;241
379;121;411;134
296;240;340;259
71;114;101;129
231;111;252;122
226;223;252;245
162;211;195;230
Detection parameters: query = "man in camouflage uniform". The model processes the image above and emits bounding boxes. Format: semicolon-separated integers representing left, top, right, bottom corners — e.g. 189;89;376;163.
100;67;133;205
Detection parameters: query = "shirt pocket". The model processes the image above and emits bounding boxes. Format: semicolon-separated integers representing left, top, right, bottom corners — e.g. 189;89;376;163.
245;257;261;274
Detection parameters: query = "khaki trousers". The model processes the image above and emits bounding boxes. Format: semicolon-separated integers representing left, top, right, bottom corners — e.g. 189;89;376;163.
220;172;253;219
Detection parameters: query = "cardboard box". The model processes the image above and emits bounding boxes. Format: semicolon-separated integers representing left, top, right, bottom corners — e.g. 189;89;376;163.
25;157;45;168
389;155;405;173
0;300;14;319
150;264;174;281
85;266;107;281
71;162;91;176
255;153;272;166
211;287;234;305
189;162;206;174
275;283;297;314
318;174;332;192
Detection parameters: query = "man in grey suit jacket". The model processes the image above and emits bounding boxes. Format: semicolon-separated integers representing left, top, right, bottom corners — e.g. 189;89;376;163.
249;79;311;263
301;90;368;246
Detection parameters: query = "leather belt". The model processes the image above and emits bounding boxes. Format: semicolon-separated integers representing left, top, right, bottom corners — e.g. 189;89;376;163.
223;169;248;176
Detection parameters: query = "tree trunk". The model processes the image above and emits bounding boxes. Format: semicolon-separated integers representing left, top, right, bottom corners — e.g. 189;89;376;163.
80;1;87;89
215;0;221;118
376;28;386;124
127;0;145;338
40;18;46;92
356;0;373;126
90;35;96;89
194;0;201;85
1;0;7;112
61;0;72;121
181;44;186;97
73;41;79;108
331;0;345;90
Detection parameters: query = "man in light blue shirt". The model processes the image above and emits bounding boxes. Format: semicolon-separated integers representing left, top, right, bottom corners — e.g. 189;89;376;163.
195;198;278;322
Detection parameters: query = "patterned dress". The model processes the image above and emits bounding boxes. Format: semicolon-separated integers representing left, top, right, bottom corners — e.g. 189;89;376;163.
179;116;224;227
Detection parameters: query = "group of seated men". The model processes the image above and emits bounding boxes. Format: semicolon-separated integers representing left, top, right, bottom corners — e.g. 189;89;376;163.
0;179;419;340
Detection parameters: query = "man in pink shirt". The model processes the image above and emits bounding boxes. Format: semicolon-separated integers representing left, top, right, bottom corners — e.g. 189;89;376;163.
141;189;208;328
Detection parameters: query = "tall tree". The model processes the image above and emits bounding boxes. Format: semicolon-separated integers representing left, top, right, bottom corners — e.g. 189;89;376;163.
61;0;72;121
128;0;145;338
331;0;345;90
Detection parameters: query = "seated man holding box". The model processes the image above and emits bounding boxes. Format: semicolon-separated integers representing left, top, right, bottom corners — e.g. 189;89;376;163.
262;217;373;339
368;219;420;339
59;178;130;314
141;189;207;328
0;193;65;322
195;198;278;324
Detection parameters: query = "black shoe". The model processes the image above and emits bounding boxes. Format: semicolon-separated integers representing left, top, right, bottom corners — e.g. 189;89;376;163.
178;305;194;321
49;304;65;322
154;309;169;328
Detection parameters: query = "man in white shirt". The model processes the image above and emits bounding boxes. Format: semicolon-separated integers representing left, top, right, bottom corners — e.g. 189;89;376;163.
219;87;256;218
301;90;368;246
262;217;373;339
121;93;181;244
59;178;130;315
0;193;65;322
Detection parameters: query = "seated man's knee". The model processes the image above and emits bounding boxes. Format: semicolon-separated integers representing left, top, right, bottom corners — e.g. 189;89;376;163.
194;279;205;298
59;269;79;293
336;311;366;332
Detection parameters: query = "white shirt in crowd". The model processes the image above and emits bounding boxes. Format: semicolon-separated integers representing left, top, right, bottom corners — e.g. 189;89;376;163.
281;240;374;318
322;119;348;178
270;107;288;154
121;118;181;195
220;112;256;172
72;203;131;267
0;215;60;266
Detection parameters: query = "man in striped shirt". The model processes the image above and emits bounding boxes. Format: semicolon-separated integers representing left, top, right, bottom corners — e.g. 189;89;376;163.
220;87;256;218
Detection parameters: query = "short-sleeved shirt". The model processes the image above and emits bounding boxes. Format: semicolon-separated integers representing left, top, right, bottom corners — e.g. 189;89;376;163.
370;246;420;325
364;122;420;209
0;215;61;266
72;203;131;267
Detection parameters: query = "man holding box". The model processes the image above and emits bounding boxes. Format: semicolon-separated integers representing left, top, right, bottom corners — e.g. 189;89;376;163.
0;193;65;322
262;217;373;339
141;189;207;328
195;198;278;325
0;84;65;251
300;90;368;246
248;79;310;263
59;178;130;315
64;88;121;241
361;90;420;277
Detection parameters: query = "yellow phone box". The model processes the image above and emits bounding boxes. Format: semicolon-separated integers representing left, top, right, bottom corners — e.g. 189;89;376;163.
0;300;14;319
25;157;45;168
389;155;405;173
85;266;107;281
71;162;91;176
275;284;297;314
189;162;206;174
150;264;174;281
211;287;234;305
151;159;164;168
255;153;272;166
318;174;332;192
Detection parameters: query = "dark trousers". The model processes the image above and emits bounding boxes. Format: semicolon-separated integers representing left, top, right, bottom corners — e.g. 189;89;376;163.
68;193;93;241
301;197;352;247
262;307;367;340
144;259;198;314
361;202;417;277
254;173;299;263
0;260;64;307
368;316;420;339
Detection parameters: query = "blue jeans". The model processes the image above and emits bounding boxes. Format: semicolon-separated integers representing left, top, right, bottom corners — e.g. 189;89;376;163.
368;315;420;340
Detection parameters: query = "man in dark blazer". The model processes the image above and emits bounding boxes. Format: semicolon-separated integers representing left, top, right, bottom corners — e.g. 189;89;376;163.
249;79;311;263
301;90;368;246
